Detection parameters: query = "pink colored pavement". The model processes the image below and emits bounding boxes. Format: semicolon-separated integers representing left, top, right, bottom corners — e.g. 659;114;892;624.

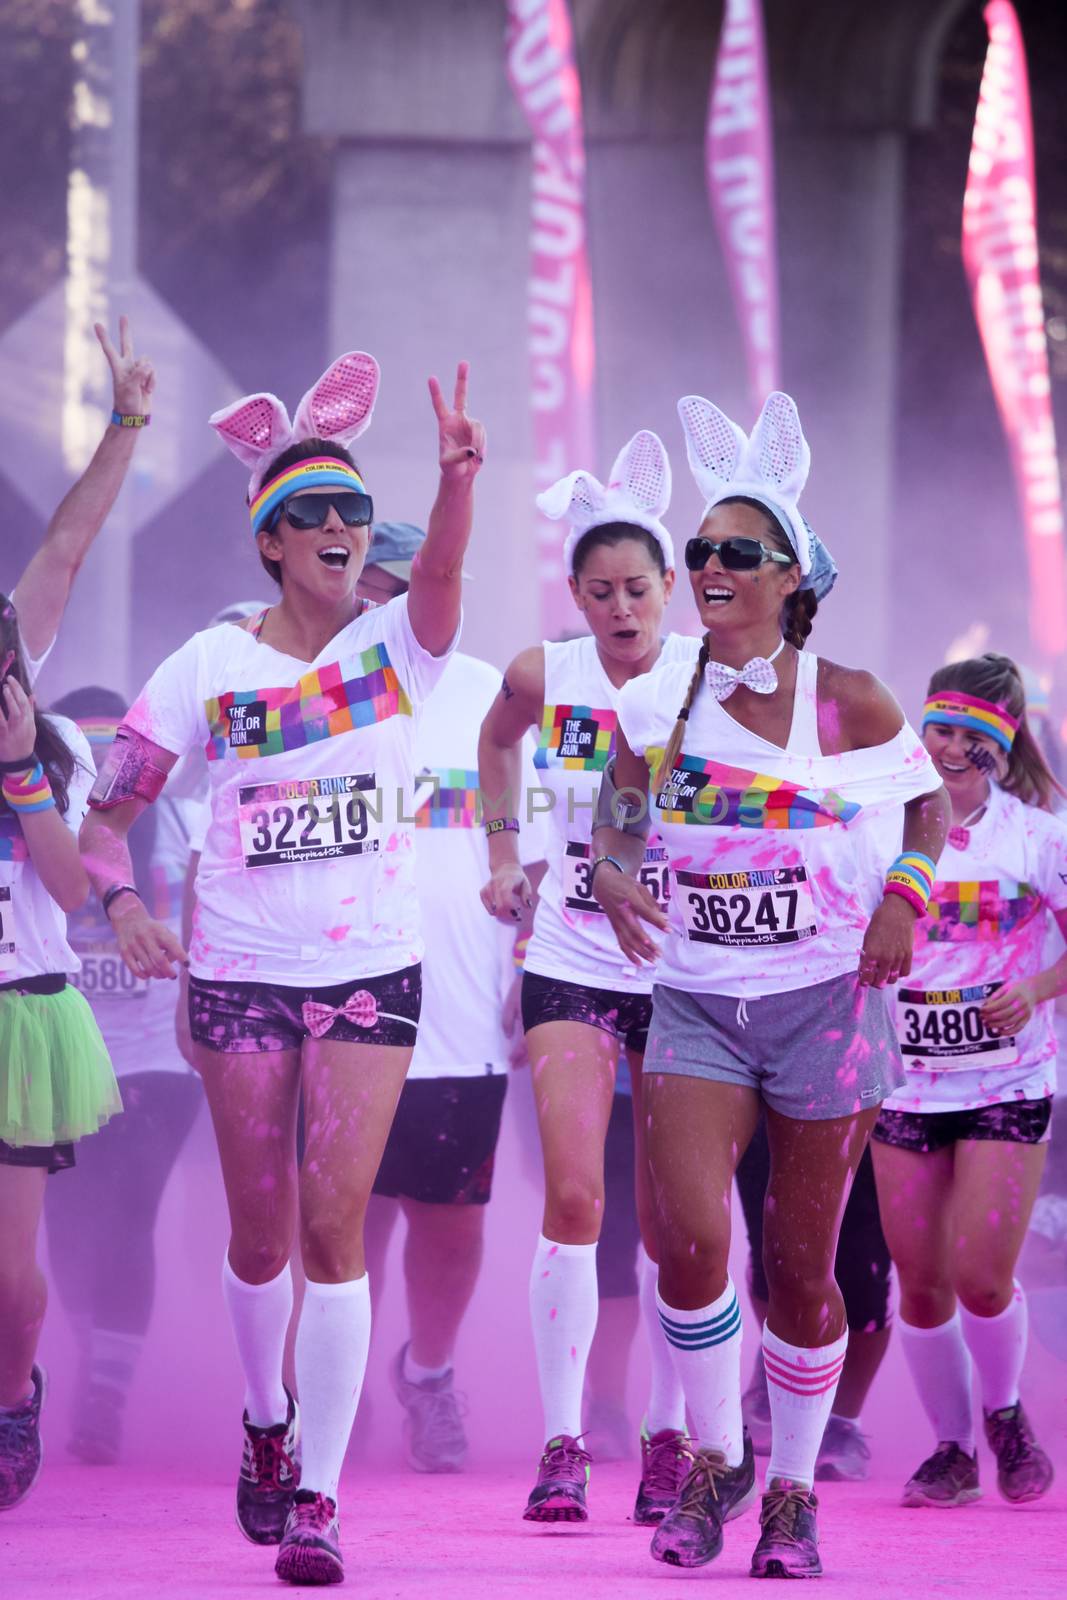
3;1460;1065;1599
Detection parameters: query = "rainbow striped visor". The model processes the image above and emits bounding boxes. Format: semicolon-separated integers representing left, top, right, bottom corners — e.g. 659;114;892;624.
921;691;1019;753
249;458;369;537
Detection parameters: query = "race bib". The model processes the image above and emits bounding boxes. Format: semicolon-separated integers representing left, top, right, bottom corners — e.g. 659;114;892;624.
0;886;15;973
72;943;149;1001
562;842;671;916
676;865;818;947
239;773;380;869
896;983;1018;1070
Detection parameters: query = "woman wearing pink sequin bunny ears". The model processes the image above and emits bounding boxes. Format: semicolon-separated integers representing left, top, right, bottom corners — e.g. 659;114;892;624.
80;353;485;1586
590;391;949;1578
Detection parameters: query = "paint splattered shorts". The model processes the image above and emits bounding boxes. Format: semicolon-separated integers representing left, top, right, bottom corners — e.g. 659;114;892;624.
873;1095;1052;1153
188;964;421;1054
644;970;904;1121
521;972;652;1055
372;1074;508;1205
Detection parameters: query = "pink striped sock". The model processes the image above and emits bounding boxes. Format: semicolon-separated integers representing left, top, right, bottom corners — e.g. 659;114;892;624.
763;1324;848;1489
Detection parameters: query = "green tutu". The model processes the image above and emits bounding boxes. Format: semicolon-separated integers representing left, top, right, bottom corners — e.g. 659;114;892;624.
0;984;122;1147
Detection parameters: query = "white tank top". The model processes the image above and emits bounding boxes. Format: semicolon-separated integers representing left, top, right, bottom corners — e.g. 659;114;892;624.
616;646;940;999
523;632;695;993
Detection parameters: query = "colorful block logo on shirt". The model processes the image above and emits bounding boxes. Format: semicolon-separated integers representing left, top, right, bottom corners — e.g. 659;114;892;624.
0;815;28;862
204;645;412;761
650;751;861;830
535;705;616;771
925;880;1042;943
414;768;481;830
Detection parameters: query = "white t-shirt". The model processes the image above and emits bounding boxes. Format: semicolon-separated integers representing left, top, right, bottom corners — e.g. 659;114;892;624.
0;716;94;982
125;598;455;986
617;648;940;999
524;633;693;994
407;652;546;1078
67;792;199;1077
882;784;1067;1113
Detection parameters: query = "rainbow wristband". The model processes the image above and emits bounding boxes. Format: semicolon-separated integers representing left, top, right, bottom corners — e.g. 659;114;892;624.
2;760;55;813
884;851;935;917
111;410;151;429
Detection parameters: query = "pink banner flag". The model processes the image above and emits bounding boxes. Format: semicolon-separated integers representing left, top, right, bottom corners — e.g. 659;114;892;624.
506;0;596;638
706;0;779;413
963;0;1066;657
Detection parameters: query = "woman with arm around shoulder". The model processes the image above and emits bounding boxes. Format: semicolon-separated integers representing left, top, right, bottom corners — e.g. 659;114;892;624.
479;431;699;1526
79;354;483;1587
872;654;1064;1510
592;391;949;1579
0;601;120;1510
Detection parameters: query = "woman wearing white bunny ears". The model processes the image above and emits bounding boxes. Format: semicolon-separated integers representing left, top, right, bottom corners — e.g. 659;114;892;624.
479;431;697;1527
590;392;950;1578
80;355;485;1586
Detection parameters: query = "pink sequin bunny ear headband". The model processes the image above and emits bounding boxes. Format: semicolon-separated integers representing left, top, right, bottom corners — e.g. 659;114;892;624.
677;391;837;599
209;352;380;535
536;430;675;576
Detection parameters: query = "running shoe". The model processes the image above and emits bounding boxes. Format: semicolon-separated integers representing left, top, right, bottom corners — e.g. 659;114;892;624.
741;1353;772;1457
901;1441;981;1508
633;1425;694;1525
584;1397;633;1462
0;1366;46;1511
523;1435;592;1522
390;1343;468;1473
67;1383;124;1467
649;1432;756;1567
984;1402;1054;1504
750;1478;822;1579
815;1415;871;1483
236;1386;300;1545
275;1490;343;1586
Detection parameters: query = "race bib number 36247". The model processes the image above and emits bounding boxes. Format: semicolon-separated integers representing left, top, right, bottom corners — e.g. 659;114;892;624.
239;773;379;869
675;865;818;947
896;983;1018;1071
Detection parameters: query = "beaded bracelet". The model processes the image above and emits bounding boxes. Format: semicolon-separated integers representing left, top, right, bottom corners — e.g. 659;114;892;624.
111;410;151;429
1;760;55;813
884;851;936;917
484;817;520;837
591;854;626;880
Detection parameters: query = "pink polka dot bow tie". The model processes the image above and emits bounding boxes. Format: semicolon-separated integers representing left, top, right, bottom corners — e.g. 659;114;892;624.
301;991;380;1039
703;639;786;703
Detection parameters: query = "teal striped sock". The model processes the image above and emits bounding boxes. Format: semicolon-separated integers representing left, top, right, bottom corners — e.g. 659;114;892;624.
657;1280;743;1465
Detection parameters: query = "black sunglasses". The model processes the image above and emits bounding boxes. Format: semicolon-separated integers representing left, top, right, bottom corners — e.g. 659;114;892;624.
267;490;374;533
684;535;793;573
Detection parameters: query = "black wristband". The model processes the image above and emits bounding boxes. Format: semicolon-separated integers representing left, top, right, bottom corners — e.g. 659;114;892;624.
591;854;625;880
0;755;38;773
103;883;142;918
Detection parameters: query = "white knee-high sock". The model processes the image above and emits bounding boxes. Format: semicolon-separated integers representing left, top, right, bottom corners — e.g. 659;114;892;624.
221;1257;292;1428
656;1279;743;1465
639;1249;687;1435
529;1234;598;1442
295;1275;372;1503
899;1312;975;1452
764;1325;848;1488
960;1282;1028;1414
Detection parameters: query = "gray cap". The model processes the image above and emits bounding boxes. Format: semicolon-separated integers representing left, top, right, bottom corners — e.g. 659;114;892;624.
365;521;426;582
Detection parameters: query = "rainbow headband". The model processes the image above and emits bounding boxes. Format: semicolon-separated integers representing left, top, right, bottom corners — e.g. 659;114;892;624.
249;457;368;537
78;717;121;751
922;691;1019;753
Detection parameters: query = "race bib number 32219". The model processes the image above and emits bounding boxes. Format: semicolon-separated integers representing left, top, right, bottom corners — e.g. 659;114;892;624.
239;773;379;869
675;865;818;947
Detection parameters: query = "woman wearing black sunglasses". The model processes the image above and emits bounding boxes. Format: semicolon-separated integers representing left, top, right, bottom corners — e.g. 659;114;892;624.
79;354;484;1587
590;392;949;1579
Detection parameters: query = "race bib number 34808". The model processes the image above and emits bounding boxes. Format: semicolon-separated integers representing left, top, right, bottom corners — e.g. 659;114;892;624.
675;865;818;947
896;983;1018;1071
239;773;380;869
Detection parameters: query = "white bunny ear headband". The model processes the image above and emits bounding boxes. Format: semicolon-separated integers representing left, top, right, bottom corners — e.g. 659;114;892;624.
210;351;380;536
676;391;837;599
536;430;675;576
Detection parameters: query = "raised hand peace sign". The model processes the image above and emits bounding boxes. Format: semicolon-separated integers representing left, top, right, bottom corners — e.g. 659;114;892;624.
94;315;155;418
428;361;486;482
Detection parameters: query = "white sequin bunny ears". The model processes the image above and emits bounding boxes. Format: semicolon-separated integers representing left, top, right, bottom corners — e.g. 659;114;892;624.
677;391;836;598
536;430;675;576
209;351;380;501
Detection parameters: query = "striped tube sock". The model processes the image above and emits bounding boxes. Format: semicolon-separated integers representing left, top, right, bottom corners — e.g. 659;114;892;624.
764;1324;848;1488
656;1279;743;1465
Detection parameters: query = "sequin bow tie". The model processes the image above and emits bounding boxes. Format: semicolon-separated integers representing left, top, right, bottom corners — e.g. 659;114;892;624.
704;638;786;702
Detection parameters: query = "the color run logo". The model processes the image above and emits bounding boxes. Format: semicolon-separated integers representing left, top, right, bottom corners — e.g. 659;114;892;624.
653;752;861;829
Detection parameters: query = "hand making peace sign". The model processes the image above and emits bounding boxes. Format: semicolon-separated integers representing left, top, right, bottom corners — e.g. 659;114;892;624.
428;361;486;483
94;315;156;418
